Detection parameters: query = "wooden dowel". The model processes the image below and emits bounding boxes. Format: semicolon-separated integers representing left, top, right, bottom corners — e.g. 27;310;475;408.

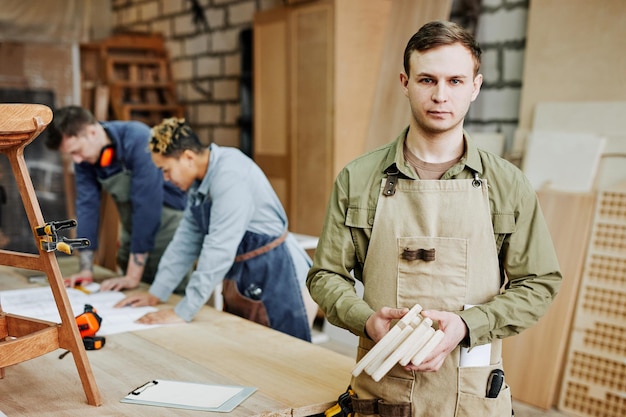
410;329;445;367
351;304;422;377
370;318;433;382
364;316;422;376
398;318;434;366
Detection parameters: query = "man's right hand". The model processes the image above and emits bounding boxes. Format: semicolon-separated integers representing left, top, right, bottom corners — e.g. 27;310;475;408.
100;275;141;292
64;270;94;288
114;292;160;308
365;306;410;342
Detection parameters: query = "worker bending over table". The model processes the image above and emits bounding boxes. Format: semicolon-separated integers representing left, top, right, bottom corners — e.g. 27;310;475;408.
45;106;186;292
307;20;562;416
116;118;316;341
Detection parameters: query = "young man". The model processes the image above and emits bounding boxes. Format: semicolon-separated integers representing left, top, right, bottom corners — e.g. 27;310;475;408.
115;118;316;342
307;21;562;416
45;106;186;291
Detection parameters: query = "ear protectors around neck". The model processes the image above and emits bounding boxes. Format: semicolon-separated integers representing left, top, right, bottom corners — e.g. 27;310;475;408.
98;145;115;167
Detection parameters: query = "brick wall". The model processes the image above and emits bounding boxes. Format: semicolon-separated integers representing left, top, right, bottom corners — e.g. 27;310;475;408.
111;0;529;154
452;0;529;155
111;0;281;148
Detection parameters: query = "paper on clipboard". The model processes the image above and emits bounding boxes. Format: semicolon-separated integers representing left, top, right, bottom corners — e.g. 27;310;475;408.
120;379;256;412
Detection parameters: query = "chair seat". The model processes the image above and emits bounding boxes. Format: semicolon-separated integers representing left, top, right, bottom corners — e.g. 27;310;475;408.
0;103;53;149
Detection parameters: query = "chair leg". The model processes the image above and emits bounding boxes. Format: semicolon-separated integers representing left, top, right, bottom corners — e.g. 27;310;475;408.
8;150;102;406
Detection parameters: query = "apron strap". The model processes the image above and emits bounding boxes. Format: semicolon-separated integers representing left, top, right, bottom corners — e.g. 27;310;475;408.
234;231;288;263
383;169;399;197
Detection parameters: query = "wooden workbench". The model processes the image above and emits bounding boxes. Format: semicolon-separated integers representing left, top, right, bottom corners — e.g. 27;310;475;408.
0;266;354;416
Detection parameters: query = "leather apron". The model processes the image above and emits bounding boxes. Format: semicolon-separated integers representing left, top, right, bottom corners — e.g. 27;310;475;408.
189;200;311;342
99;169;183;285
351;175;512;416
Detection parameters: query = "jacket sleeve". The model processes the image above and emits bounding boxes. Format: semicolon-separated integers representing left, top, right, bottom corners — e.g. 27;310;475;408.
307;168;375;338
459;174;562;347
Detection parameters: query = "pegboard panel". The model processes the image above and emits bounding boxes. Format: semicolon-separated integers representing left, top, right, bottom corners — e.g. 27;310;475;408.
585;254;626;287
590;223;626;254
597;190;626;221
579;286;626;320
570;321;626;359
560;381;626;417
568;351;626;392
559;185;626;417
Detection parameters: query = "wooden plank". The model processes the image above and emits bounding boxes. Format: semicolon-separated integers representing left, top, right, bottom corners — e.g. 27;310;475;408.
333;0;392;174
502;189;596;409
527;101;626;190
522;131;605;192
289;0;334;234
364;0;452;152
514;0;626;155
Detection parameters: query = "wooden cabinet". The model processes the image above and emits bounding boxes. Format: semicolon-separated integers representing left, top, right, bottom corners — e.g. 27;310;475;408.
253;0;392;235
253;0;451;236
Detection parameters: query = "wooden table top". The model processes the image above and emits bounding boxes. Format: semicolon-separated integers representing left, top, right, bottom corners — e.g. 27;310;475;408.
0;266;354;416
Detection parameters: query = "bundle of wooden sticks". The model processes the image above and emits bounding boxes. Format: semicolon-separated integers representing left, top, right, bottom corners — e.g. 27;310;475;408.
352;304;444;382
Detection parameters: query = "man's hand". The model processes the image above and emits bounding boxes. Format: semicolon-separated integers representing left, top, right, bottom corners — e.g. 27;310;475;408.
365;306;410;342
100;252;147;291
135;309;185;325
100;274;141;292
65;270;94;288
114;292;160;308
404;310;468;372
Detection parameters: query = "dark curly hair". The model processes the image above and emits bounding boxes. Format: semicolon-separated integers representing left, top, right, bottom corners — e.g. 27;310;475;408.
149;118;204;157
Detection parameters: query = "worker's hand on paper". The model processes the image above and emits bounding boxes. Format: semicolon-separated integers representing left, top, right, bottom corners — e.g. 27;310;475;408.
115;292;160;308
365;306;410;342
100;274;141;292
64;270;93;288
135;309;185;325
404;310;467;372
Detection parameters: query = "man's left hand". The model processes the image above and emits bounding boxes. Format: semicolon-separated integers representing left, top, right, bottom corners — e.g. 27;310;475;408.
404;310;468;372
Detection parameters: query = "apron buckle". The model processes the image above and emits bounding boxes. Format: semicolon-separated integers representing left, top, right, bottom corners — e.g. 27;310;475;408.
401;247;435;262
383;170;399;196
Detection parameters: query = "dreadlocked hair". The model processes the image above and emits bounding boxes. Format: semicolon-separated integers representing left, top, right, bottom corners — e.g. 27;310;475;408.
149;117;204;157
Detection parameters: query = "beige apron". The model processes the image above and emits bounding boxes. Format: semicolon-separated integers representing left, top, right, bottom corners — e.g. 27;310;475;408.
351;175;512;416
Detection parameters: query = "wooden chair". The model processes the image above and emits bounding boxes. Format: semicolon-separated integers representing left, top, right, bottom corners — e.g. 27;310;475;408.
0;103;102;406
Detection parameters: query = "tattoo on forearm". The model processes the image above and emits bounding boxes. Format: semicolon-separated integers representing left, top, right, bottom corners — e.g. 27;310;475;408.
132;253;146;267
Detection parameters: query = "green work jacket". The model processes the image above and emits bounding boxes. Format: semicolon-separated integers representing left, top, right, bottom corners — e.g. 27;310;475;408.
307;128;562;348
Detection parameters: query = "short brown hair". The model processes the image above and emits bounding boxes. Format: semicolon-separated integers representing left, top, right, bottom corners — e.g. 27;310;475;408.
403;20;482;76
45;106;96;150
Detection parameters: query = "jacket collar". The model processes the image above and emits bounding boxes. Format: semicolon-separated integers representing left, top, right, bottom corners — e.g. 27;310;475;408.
384;127;484;179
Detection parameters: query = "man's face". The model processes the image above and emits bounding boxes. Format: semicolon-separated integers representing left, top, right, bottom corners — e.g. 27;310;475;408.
400;43;482;135
151;151;196;192
59;126;102;165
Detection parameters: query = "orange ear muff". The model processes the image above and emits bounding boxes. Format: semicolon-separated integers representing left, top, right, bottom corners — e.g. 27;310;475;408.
99;145;115;167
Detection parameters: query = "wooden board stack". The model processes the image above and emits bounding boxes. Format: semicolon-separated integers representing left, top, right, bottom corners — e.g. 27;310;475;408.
352;304;443;382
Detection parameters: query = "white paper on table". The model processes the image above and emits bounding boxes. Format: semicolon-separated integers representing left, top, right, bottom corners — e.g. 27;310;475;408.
120;379;256;412
459;304;491;367
0;286;164;335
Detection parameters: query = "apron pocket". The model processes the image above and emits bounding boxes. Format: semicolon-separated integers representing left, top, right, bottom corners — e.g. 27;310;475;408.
221;279;270;327
397;236;468;311
455;364;512;417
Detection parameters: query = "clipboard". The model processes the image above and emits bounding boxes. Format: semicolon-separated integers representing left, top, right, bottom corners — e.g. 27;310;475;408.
120;379;257;412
